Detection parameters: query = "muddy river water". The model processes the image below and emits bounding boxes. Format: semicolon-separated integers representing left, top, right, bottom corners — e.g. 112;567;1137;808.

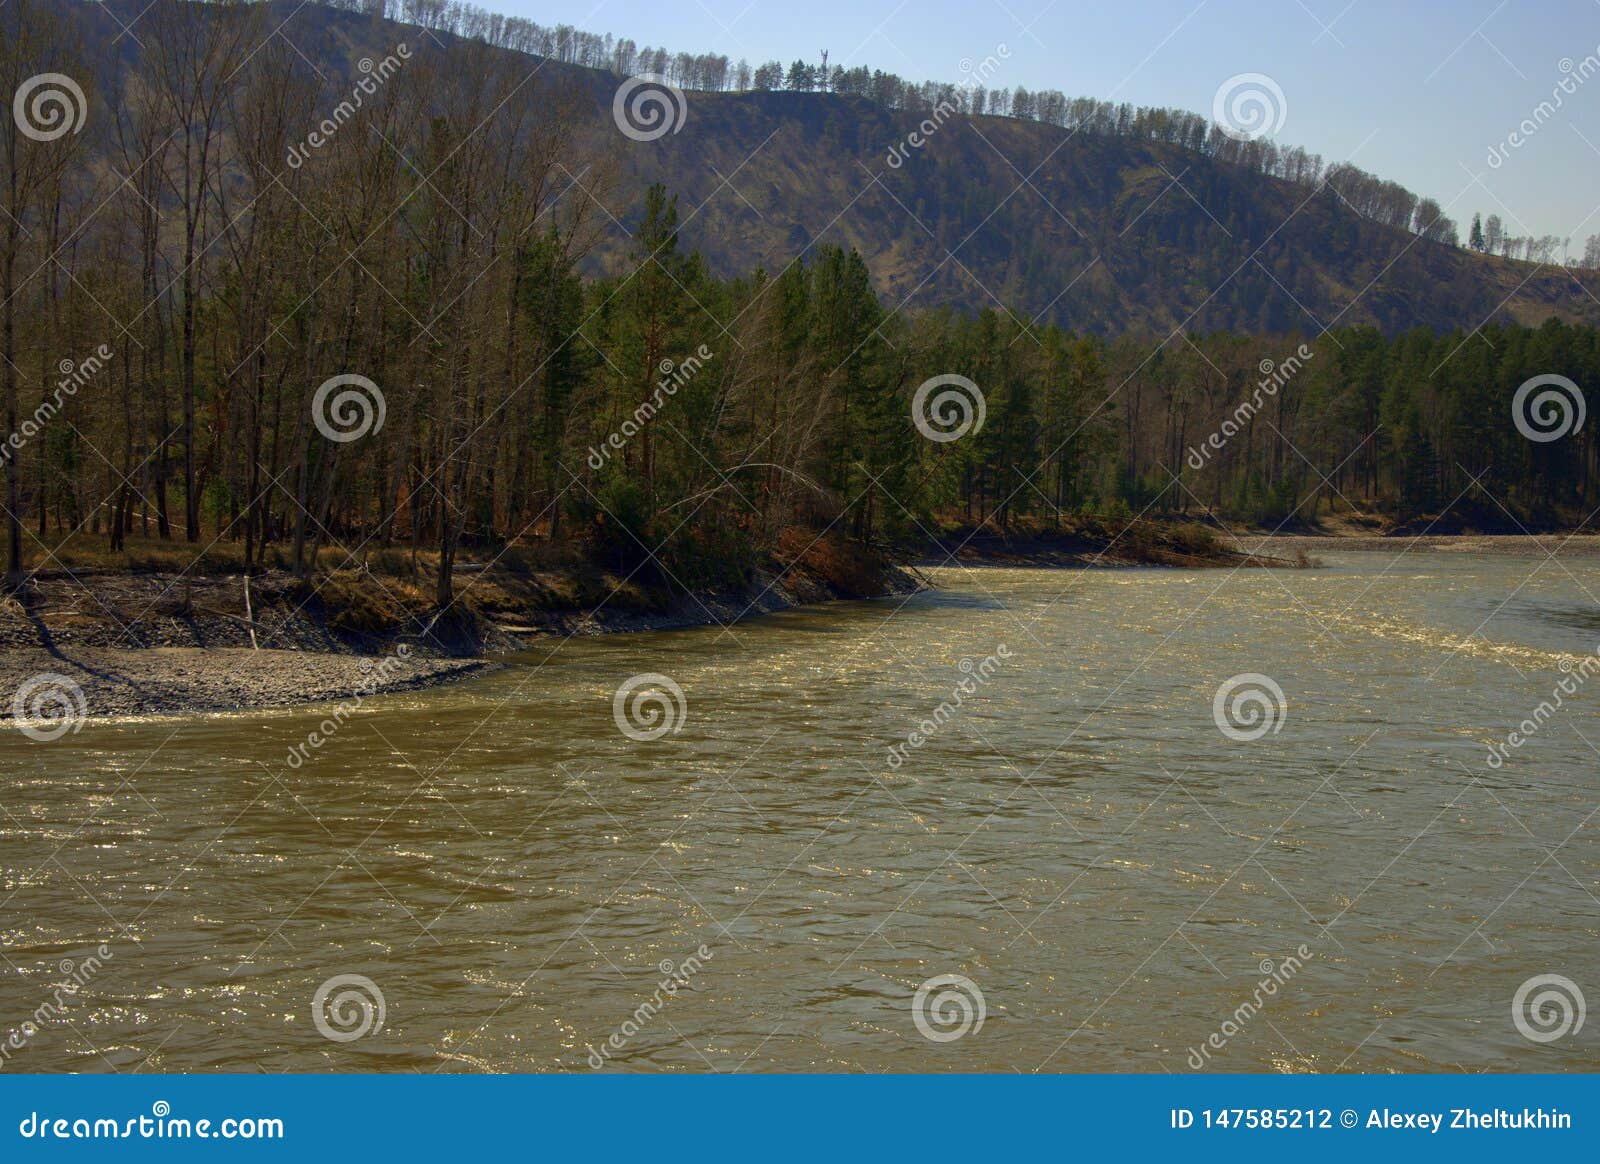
3;551;1597;1072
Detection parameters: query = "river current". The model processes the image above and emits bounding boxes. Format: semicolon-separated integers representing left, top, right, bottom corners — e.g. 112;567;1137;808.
3;551;1597;1072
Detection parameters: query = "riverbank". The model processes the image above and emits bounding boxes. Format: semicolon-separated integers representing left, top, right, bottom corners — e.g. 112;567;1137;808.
0;645;490;721
1233;532;1600;557
922;516;1313;569
1;518;1297;724
0;531;921;722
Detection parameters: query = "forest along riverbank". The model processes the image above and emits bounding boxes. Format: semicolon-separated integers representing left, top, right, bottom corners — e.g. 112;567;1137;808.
0;522;1294;722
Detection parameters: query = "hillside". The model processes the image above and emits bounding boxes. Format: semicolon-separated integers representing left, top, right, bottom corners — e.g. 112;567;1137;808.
6;0;1598;610
71;0;1600;338
619;87;1600;335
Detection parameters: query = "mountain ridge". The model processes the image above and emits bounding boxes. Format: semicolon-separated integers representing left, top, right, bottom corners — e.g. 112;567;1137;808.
72;0;1600;336
613;84;1600;336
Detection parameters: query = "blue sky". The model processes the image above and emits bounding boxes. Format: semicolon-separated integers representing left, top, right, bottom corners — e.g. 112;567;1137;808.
490;0;1600;248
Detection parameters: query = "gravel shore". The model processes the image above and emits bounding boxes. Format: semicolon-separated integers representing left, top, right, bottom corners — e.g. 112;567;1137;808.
1;646;492;723
10;531;1583;726
0;555;921;725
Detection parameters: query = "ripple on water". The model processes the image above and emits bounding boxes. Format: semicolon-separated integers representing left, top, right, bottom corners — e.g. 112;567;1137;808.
3;552;1597;1072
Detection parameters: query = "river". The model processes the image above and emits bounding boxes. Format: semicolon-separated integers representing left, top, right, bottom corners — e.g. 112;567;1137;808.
3;550;1597;1072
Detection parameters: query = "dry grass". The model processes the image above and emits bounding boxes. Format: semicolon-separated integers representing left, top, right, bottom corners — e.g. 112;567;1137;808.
10;525;910;651
25;532;396;578
10;529;681;638
24;531;594;588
